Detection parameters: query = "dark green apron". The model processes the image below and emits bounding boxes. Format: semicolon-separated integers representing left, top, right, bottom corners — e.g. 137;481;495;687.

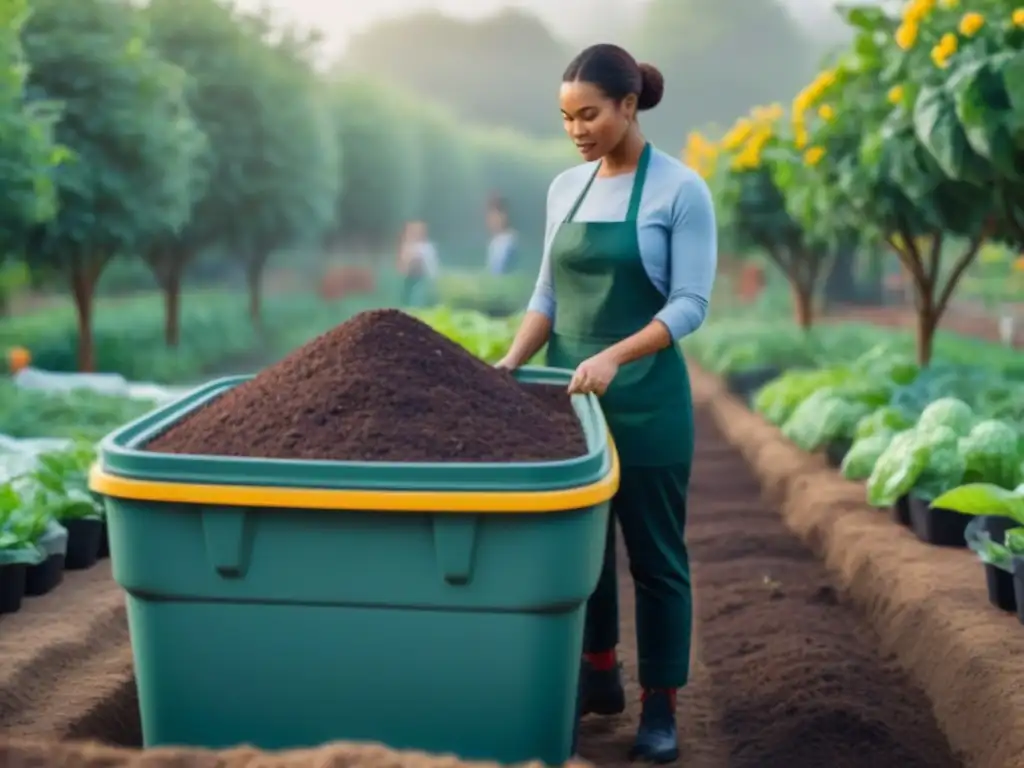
546;144;694;688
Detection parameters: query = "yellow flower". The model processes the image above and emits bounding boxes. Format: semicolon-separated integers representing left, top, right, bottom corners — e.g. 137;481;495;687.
818;104;836;121
895;21;919;49
1013;8;1024;26
1013;255;1024;273
903;0;935;23
931;32;958;67
888;85;906;104
721;118;753;151
959;11;985;36
804;146;825;166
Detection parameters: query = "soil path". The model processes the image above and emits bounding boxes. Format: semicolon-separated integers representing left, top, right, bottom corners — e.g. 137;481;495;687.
577;407;963;767
0;409;964;766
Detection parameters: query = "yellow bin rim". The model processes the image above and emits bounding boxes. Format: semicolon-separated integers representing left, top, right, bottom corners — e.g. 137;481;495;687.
88;440;620;514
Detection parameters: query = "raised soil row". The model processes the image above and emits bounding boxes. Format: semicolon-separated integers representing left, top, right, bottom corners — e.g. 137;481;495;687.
0;394;981;766
691;366;1024;767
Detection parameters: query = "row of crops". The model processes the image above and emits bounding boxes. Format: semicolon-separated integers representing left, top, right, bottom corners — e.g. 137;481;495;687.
685;317;1024;624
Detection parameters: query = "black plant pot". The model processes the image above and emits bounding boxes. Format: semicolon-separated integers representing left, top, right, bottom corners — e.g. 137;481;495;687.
909;495;970;548
0;563;28;614
25;553;65;597
890;495;911;527
725;366;781;403
1011;556;1024;626
978;516;1018;612
825;439;852;469
63;518;103;570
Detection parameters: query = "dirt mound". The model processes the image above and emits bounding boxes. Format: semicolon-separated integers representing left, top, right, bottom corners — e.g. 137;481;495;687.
692;366;1024;767
686;416;960;767
0;740;591;768
146;309;585;462
0;563;139;745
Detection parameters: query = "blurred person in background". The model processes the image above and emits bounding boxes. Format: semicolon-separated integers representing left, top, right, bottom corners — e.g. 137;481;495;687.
495;43;717;763
485;194;518;275
397;220;439;307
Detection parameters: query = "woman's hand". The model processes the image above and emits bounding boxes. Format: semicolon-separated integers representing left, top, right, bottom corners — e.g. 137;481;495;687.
494;354;519;371
568;351;619;396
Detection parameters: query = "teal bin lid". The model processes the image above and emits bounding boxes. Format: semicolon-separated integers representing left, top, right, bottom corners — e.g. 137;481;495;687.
97;366;613;492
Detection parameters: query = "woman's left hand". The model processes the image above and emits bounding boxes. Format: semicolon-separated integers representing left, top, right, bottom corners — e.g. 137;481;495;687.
568;351;619;396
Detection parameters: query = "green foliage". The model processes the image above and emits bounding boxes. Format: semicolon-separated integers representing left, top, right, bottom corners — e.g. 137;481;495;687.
0;0;61;255
0;380;152;439
327;77;423;250
22;0;202;261
0;441;103;560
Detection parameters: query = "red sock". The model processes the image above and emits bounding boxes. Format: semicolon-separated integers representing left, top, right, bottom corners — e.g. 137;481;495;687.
642;688;678;707
584;649;617;671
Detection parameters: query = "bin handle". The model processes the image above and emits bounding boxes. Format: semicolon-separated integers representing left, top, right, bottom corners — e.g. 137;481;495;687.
432;515;479;586
202;508;252;578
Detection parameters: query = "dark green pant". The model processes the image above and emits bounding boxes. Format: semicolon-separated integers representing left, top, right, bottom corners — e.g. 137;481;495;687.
583;462;692;688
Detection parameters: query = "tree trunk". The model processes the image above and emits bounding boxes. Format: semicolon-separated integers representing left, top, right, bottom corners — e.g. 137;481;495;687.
144;248;189;348
916;301;937;366
69;256;106;372
164;265;182;347
791;280;814;330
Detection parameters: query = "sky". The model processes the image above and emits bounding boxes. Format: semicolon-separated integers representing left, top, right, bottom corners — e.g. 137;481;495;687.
236;0;850;59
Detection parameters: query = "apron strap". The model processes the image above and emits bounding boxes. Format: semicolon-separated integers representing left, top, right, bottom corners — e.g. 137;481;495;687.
626;143;652;223
563;143;653;224
563;163;601;223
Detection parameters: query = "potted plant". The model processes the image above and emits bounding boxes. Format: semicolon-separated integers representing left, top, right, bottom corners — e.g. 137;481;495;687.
25;519;67;596
933;484;1024;621
30;443;104;570
0;483;46;614
963;515;1018;612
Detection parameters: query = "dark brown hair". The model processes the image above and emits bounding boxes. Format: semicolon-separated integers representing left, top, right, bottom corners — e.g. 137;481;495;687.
562;43;664;111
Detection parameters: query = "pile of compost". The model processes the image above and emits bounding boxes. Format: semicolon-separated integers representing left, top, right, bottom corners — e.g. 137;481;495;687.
146;309;586;462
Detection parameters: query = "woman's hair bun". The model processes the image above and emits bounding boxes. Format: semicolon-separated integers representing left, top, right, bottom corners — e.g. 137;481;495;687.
637;63;664;111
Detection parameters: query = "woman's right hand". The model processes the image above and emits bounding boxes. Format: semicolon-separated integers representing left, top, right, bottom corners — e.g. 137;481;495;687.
494;354;519;371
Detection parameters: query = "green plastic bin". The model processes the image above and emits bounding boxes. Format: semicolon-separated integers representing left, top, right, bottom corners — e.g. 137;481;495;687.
90;367;617;765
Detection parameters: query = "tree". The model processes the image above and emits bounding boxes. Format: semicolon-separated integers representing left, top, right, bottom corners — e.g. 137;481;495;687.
143;0;251;345
707;105;832;329
326;76;422;256
788;4;997;364
21;0;202;370
231;15;340;323
0;0;63;315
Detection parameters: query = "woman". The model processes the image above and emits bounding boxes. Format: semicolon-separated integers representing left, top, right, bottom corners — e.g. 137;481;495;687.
485;194;518;275
397;220;439;307
495;43;717;763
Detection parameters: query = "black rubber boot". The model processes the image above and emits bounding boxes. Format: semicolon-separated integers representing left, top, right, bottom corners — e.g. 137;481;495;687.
628;690;679;763
579;658;626;716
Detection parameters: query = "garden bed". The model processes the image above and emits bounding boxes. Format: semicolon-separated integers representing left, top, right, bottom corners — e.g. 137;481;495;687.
0;400;964;767
692;365;1024;767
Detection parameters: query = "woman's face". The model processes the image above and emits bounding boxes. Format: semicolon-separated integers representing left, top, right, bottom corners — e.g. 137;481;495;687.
560;81;634;162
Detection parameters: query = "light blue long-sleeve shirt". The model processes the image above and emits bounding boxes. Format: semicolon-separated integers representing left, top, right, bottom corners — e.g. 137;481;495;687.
526;147;717;340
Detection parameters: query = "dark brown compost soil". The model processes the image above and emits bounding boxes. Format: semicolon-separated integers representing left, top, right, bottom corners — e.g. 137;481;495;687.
146;309;586;462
